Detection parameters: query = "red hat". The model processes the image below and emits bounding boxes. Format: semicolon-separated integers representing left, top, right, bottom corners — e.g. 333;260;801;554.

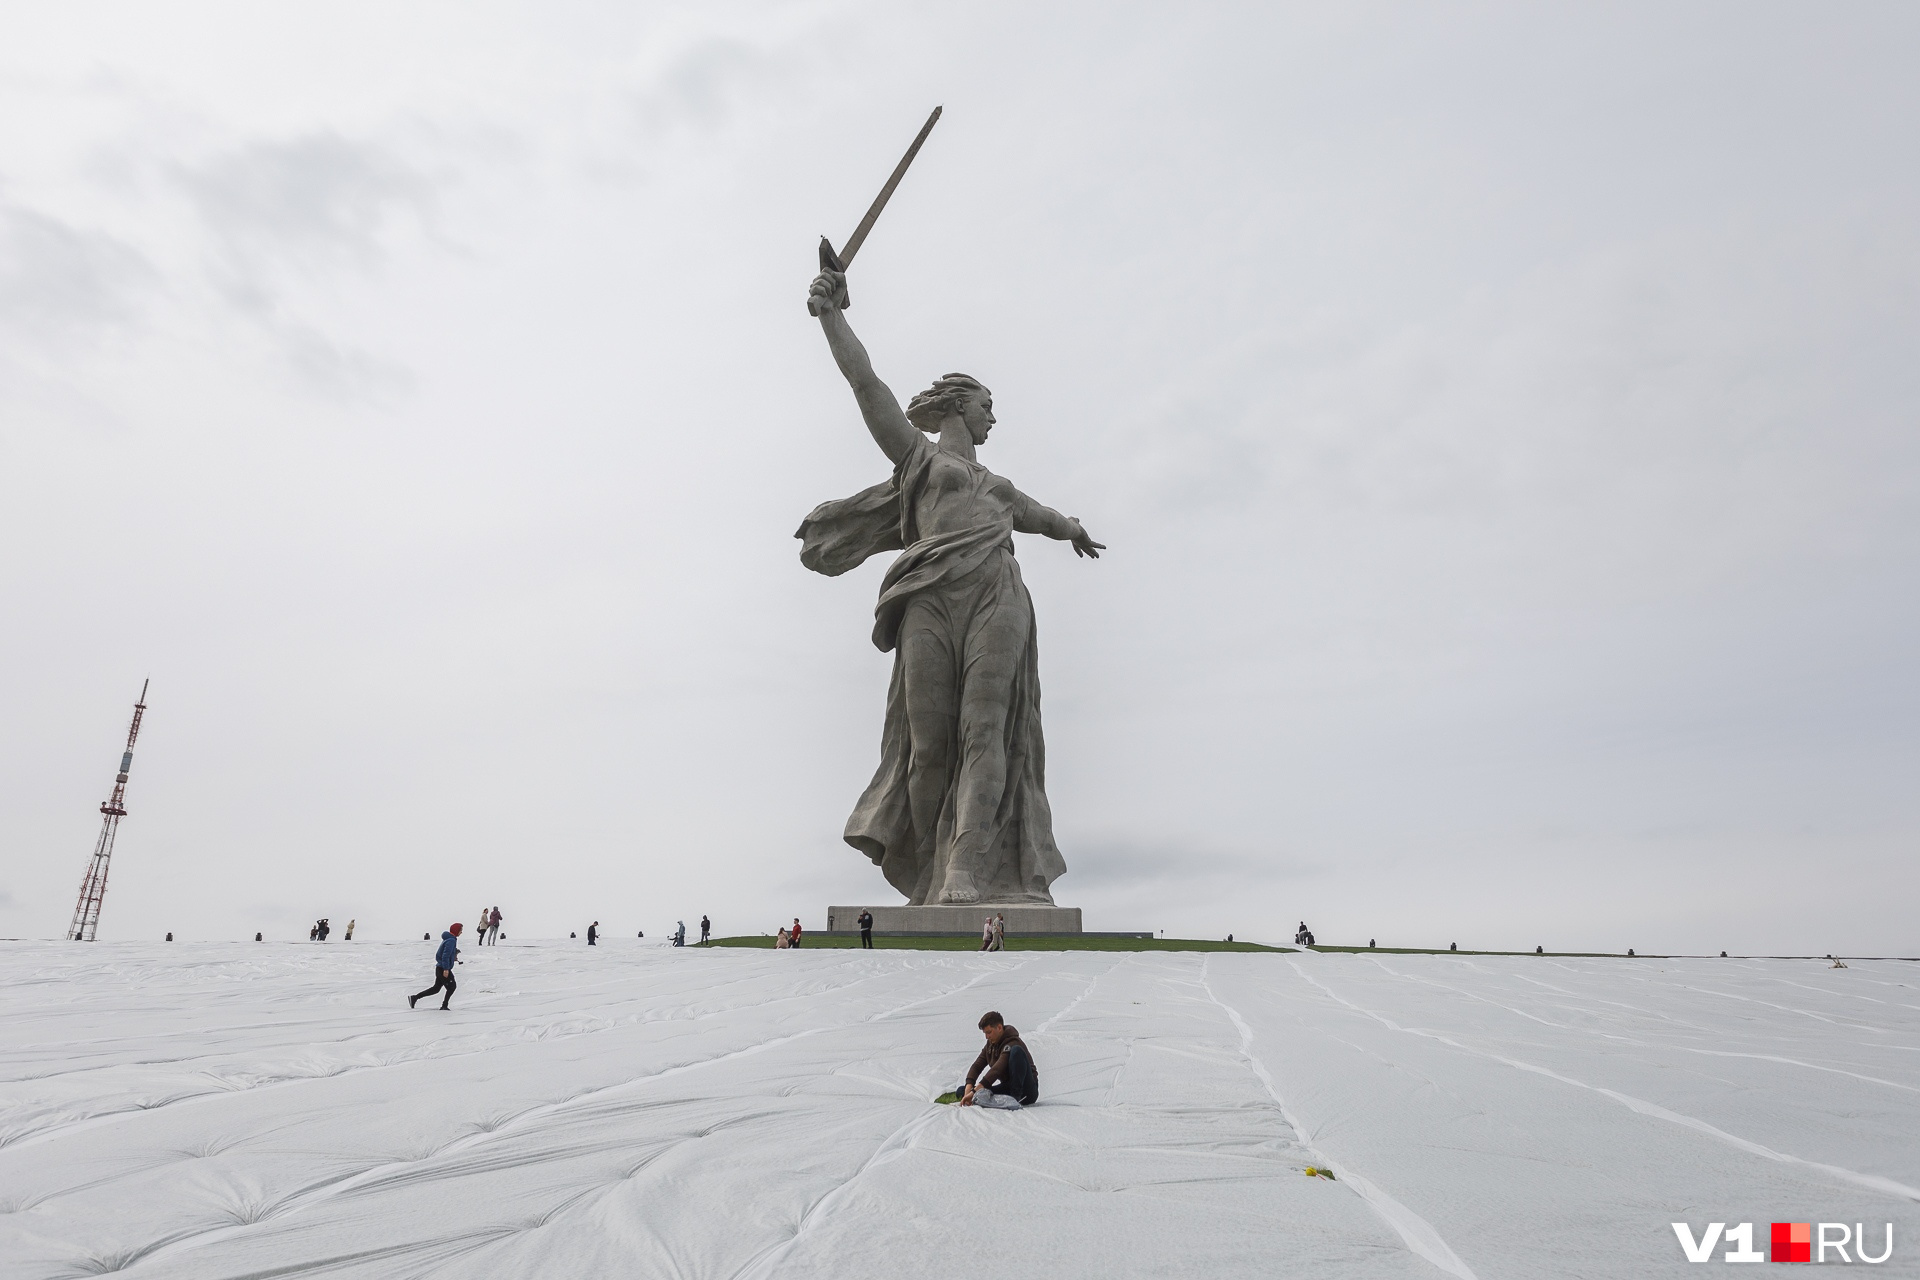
450;922;463;934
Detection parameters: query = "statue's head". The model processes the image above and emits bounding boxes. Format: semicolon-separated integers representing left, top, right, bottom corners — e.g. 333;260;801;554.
907;372;994;445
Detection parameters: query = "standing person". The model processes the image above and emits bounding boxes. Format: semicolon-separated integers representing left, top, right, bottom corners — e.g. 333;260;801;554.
979;916;994;951
318;918;330;942
858;909;874;949
673;921;686;947
587;921;598;946
410;923;463;1010
478;907;491;942
790;918;803;949
344;919;355;941
488;907;502;945
700;915;711;944
991;912;1006;951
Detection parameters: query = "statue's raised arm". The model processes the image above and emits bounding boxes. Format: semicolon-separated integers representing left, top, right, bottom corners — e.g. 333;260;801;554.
810;270;921;466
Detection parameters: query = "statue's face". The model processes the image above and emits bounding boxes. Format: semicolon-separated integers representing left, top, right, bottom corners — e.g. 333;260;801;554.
960;389;996;445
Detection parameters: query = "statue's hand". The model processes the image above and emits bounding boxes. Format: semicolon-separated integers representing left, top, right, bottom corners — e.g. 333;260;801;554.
807;270;848;317
1069;519;1106;559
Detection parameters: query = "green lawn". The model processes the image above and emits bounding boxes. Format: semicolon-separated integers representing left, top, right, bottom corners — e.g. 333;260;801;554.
699;935;1290;953
1307;945;1652;958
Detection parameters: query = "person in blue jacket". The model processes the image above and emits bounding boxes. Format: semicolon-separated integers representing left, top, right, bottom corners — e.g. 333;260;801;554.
410;922;464;1009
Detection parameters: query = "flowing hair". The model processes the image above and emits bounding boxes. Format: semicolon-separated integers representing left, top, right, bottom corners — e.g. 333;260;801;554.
905;373;989;434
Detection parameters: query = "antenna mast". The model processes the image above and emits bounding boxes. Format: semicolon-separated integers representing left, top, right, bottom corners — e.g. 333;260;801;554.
68;680;149;942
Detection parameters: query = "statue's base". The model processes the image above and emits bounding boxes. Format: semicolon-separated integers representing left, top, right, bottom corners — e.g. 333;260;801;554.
826;904;1082;935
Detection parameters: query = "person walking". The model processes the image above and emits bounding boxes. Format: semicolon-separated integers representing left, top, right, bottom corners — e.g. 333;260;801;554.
344;919;355;941
317;918;330;942
700;915;711;944
488;907;502;945
587;921;598;946
991;912;1006;951
979;915;994;951
477;907;491;942
858;909;874;949
790;918;803;949
410;923;463;1010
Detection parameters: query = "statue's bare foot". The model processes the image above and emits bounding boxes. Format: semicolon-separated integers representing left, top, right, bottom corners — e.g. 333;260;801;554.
937;871;980;904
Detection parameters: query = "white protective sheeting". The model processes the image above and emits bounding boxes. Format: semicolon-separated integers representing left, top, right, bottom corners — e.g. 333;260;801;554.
2;942;1915;1278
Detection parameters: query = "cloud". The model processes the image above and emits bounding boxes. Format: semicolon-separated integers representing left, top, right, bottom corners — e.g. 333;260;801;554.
0;204;157;352
176;133;435;298
173;133;435;400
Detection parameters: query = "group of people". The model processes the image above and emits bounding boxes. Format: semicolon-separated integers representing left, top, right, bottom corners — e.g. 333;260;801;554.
402;920;1039;1117
308;918;354;941
1294;921;1316;947
474;905;503;944
979;913;1007;951
580;916;708;945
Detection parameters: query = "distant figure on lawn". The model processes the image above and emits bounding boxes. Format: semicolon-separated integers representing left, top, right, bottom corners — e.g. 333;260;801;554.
587;921;599;946
993;913;1006;950
487;907;502;945
344;919;355;941
776;927;791;949
410;923;463;1010
674;921;686;947
858;909;874;949
979;916;994;951
700;915;711;944
477;906;490;942
1294;922;1315;947
790;918;803;949
960;1011;1038;1109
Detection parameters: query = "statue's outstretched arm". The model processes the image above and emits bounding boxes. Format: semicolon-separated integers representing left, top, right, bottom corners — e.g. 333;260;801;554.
1012;488;1106;559
809;270;920;467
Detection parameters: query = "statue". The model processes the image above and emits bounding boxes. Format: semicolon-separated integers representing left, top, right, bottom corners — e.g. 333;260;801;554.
797;268;1105;906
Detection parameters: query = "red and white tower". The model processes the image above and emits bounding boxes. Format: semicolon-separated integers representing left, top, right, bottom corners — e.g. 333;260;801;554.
68;680;149;942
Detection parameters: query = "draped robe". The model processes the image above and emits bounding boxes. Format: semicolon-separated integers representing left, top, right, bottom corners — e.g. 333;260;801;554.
796;435;1066;905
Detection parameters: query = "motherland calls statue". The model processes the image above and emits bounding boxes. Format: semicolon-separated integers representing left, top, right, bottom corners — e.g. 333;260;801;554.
797;268;1105;907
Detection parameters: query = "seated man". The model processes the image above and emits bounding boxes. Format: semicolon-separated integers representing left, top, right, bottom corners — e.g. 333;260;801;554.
960;1011;1039;1109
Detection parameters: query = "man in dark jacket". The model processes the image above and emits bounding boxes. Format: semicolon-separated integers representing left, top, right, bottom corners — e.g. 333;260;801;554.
858;909;873;949
961;1011;1038;1109
410;923;463;1010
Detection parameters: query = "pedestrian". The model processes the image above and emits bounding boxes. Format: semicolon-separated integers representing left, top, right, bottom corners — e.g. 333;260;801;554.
587;921;598;945
409;923;463;1010
310;921;319;941
488;906;502;945
858;909;874;949
991;912;1006;951
790;918;803;948
979;915;994;951
477;906;490;942
777;927;791;949
674;921;686;947
318;918;330;942
344;919;355;941
700;915;711;944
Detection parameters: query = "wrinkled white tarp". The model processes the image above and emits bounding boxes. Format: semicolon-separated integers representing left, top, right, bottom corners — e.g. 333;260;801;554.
2;942;1915;1278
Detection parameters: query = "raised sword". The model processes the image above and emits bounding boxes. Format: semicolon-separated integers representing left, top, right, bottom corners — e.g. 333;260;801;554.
808;105;942;315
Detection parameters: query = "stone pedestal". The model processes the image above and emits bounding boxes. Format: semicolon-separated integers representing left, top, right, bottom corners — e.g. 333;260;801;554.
827;904;1083;935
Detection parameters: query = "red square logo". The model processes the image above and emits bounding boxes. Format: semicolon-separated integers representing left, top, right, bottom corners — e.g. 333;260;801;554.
1772;1222;1811;1262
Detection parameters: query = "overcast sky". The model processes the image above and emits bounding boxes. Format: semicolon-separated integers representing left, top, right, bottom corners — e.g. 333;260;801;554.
3;2;1914;953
